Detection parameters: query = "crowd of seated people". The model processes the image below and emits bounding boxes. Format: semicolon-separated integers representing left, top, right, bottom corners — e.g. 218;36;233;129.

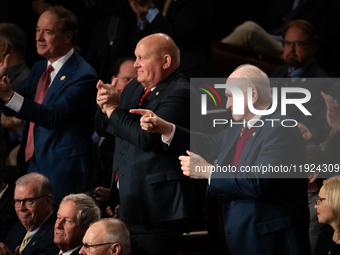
1;1;340;255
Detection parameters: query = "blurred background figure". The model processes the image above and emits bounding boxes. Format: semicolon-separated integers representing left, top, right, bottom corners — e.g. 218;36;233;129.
0;158;19;242
0;23;30;167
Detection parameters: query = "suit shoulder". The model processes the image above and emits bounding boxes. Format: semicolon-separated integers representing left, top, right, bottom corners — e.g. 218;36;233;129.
75;56;98;78
270;65;288;77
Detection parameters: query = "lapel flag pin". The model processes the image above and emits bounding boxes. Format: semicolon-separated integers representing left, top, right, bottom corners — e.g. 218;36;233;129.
156;91;160;96
60;76;66;80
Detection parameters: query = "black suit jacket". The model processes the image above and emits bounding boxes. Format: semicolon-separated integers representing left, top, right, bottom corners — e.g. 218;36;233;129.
0;186;19;242
4;212;59;255
270;60;332;127
103;69;191;225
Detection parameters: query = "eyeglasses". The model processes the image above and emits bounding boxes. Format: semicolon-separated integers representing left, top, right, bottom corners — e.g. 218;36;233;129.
315;196;326;205
81;242;115;253
13;195;48;208
282;40;314;48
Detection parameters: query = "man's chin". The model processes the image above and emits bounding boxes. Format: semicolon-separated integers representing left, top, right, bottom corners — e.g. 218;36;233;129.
285;57;300;68
232;115;245;122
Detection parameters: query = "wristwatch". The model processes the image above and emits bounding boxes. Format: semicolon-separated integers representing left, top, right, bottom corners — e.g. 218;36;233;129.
4;92;14;104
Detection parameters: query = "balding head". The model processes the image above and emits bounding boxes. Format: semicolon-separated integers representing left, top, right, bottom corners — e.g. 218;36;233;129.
225;64;272;122
80;218;131;255
134;33;180;88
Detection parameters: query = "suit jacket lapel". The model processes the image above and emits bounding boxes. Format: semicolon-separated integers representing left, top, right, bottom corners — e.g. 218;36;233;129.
143;69;182;110
217;126;241;165
23;212;55;254
237;125;263;167
44;52;79;103
236;110;275;167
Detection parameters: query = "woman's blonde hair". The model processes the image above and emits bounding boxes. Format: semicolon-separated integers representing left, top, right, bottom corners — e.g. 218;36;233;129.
323;176;340;230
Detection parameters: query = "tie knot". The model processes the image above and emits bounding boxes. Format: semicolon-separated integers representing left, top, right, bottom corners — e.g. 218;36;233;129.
47;64;54;74
240;127;249;138
138;88;152;107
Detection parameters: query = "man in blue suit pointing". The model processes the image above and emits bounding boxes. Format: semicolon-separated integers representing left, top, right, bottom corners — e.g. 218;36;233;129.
132;64;311;255
0;6;98;206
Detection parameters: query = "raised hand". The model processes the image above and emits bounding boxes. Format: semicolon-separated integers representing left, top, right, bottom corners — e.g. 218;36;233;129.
129;109;173;138
297;122;313;141
321;91;340;132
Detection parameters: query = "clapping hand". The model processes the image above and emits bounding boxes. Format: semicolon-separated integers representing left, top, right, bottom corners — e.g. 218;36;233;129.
321;91;340;132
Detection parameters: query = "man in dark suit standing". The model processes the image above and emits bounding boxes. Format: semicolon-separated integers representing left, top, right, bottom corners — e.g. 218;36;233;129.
0;6;98;205
96;33;191;255
133;64;311;255
53;193;101;255
0;173;58;255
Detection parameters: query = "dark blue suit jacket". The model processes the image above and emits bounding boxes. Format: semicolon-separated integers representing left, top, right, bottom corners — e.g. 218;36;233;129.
1;51;98;204
4;212;59;255
104;69;192;225
173;110;311;255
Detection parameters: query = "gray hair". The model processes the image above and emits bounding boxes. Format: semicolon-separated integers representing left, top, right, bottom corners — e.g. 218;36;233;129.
232;64;272;101
61;193;101;228
16;173;52;196
0;23;26;59
101;218;131;255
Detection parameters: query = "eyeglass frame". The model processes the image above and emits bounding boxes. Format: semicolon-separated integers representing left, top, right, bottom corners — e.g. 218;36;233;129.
13;195;49;208
315;195;326;205
81;242;116;252
282;40;315;48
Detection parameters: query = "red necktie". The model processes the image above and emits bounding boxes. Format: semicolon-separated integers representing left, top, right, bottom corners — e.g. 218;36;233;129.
138;88;151;107
25;65;54;162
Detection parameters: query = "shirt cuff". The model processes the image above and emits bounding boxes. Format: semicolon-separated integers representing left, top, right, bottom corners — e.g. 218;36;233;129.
208;170;212;185
5;92;24;112
161;124;176;145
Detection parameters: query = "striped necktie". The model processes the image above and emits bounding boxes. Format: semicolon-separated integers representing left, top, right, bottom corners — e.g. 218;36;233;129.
20;231;31;252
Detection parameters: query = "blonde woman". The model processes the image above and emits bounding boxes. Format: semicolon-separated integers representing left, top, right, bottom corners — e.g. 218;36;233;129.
314;176;340;255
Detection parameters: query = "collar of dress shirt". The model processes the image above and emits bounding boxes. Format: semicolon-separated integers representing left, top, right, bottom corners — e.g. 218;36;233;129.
48;48;74;85
0;183;8;199
290;67;305;83
28;211;53;238
59;245;81;255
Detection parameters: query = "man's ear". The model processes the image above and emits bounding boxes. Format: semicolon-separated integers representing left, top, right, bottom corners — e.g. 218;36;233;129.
111;76;117;86
162;54;171;70
0;43;9;57
251;86;258;104
110;243;122;255
64;31;73;44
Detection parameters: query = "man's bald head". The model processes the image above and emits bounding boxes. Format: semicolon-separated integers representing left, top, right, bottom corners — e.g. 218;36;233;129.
134;33;180;88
